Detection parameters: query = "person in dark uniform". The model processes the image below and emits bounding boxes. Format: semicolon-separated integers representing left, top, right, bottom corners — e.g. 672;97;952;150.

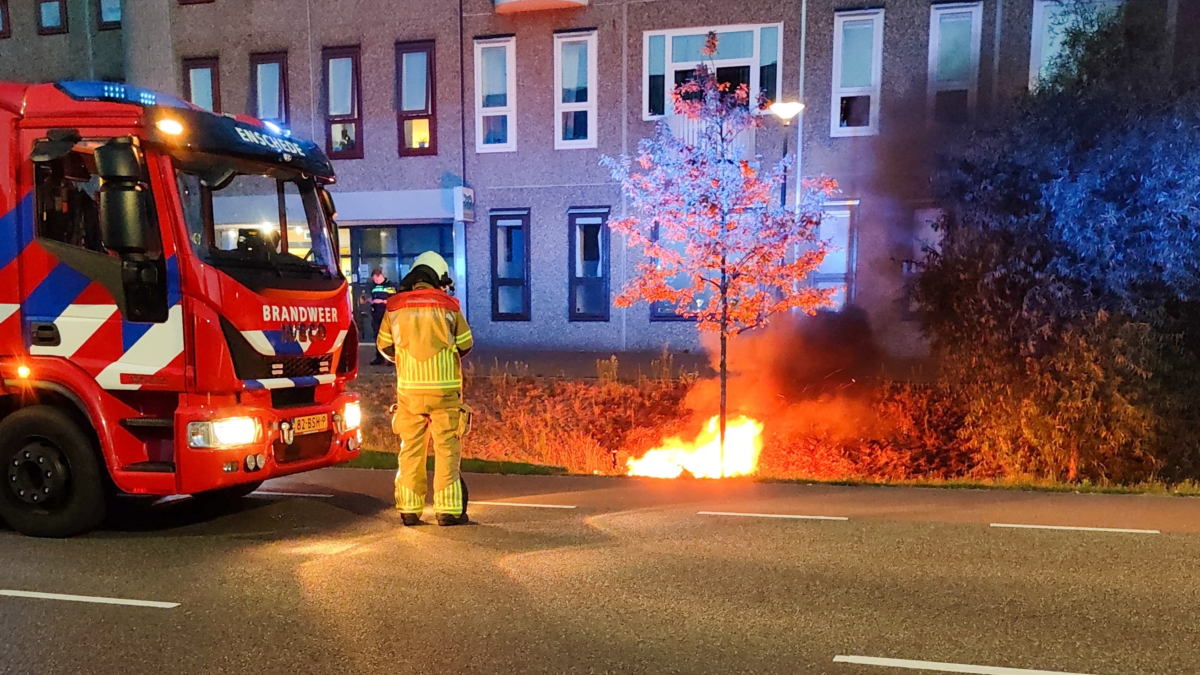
368;268;397;365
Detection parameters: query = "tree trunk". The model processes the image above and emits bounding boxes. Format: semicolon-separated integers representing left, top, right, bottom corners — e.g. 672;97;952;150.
719;260;728;477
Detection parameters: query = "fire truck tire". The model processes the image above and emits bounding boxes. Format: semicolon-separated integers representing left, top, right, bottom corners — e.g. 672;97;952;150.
0;406;107;538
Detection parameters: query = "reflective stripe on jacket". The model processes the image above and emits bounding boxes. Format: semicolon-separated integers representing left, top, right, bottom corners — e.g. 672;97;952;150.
376;283;473;392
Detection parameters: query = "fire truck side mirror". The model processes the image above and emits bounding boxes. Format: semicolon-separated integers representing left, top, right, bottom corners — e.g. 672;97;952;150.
95;138;150;255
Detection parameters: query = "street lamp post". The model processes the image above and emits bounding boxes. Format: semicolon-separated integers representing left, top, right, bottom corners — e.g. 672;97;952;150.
768;101;804;209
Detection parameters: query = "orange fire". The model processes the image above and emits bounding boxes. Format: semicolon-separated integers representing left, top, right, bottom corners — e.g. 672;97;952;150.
626;415;764;479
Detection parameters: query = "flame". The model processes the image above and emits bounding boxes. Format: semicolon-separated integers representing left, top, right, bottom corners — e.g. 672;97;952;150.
626;415;764;479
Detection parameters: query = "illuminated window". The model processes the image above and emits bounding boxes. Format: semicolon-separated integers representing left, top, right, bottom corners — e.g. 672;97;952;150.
492;210;530;320
97;0;120;29
475;36;516;153
397;41;437;157
323;46;363;160
37;0;67;35
569;208;610;321
555;31;597;150
250;52;288;124
183;58;220;112
928;3;982;125
643;23;783;120
831;9;884;137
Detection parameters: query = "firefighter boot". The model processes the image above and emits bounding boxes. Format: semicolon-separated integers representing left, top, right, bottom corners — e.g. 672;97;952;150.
436;478;469;526
400;513;422;527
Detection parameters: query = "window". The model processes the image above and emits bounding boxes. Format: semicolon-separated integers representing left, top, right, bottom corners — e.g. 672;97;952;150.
396;41;437;156
323;46;363;160
97;0;119;29
1029;0;1121;89
555;31;597;150
250;52;288;125
812;202;858;310
348;225;454;339
475;36;517;153
491;210;530;320
0;1;11;40
831;10;884;137
928;3;982;125
649;228;710;321
643;24;783;120
183;58;220;113
37;0;67;35
568;208;609;321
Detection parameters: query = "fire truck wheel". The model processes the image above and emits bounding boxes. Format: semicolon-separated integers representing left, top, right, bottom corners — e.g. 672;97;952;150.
0;406;107;538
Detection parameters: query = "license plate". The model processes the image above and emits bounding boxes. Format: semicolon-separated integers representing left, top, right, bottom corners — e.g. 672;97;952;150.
292;413;328;436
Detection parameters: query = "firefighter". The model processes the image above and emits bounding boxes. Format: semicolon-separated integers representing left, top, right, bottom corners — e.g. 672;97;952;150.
376;251;473;526
367;269;397;365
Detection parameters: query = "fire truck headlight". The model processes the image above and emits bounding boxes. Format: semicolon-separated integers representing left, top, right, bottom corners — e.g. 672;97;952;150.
342;402;362;430
187;417;261;448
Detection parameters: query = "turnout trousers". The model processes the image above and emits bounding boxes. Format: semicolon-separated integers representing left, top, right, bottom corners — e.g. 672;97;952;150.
393;390;466;516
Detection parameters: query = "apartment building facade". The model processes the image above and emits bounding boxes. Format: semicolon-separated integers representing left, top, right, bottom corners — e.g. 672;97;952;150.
1;0;1176;356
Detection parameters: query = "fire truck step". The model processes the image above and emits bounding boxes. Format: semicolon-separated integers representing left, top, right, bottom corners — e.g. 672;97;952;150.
121;418;175;429
124;461;176;473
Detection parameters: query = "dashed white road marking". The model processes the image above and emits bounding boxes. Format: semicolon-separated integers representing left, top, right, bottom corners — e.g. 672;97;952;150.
699;511;849;521
0;590;179;609
250;491;335;499
472;501;577;509
834;655;1095;674
990;523;1160;535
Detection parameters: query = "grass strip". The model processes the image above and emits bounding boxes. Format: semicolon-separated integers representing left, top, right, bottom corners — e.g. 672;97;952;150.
343;450;566;476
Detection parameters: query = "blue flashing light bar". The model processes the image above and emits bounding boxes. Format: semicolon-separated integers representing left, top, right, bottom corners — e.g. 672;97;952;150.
56;81;193;111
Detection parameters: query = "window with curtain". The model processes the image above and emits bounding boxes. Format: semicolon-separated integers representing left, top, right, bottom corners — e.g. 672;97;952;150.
475;36;517;152
183;58;220;112
569;209;610;321
323;46;363;160
555;31;597;150
397;41;437;156
927;3;982;125
250;52;288;125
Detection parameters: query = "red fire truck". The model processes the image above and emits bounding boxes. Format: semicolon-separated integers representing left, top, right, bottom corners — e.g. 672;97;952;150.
0;81;362;537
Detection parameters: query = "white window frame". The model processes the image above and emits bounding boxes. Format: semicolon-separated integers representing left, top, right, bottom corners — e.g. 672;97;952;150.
474;36;517;153
927;3;983;119
554;31;598;150
830;9;884;138
1029;0;1122;90
810;199;859;310
641;23;784;121
1028;0;1059;90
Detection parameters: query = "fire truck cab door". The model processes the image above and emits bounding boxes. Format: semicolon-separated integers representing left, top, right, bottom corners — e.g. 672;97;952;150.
23;133;185;391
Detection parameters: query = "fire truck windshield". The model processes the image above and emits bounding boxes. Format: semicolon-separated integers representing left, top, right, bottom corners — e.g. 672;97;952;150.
173;155;343;292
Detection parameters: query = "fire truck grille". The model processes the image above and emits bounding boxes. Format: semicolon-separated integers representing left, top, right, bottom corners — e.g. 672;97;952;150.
221;318;333;381
269;356;332;379
274;430;334;464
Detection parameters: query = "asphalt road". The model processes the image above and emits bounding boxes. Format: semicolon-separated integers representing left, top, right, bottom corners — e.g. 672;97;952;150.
2;469;1198;675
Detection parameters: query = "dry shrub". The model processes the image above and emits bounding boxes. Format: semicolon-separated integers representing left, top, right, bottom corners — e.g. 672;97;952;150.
349;364;690;474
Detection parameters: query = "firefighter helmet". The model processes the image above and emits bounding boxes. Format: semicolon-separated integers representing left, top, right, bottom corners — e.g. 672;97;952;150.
413;251;453;290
